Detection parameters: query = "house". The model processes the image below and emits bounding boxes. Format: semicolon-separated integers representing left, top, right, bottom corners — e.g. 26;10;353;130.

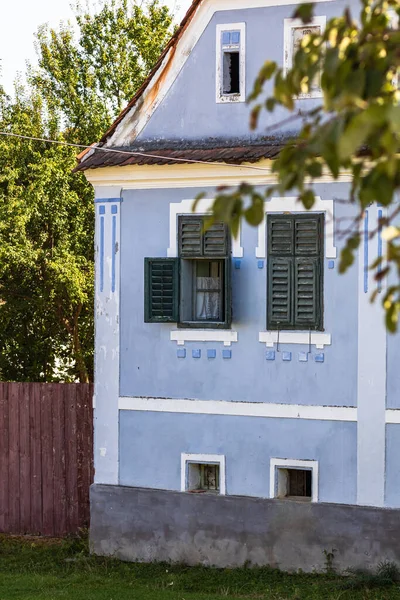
76;0;400;572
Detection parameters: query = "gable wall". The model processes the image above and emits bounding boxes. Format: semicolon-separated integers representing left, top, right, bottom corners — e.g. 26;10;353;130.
135;0;359;143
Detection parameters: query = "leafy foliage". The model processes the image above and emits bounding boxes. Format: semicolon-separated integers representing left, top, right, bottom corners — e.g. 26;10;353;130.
0;0;173;381
207;0;400;330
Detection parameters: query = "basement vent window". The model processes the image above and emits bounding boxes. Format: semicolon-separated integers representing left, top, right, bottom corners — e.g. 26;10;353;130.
270;458;318;502
216;24;245;103
188;463;220;493
181;453;226;495
277;468;312;502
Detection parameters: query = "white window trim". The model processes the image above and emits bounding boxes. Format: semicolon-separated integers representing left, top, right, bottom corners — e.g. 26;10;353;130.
270;458;319;501
171;329;238;346
216;23;246;103
259;331;331;348
181;453;226;495
283;16;326;99
256;196;336;258
167;198;243;258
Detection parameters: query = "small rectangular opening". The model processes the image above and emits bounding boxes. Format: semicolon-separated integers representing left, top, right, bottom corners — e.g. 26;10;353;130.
223;51;240;94
187;463;220;493
277;468;312;501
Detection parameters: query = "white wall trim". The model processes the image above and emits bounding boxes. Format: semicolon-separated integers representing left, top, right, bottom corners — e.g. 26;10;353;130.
259;331;331;349
84;162;353;190
283;16;326;99
167;198;243;258
269;458;319;501
216;23;246;103
386;410;400;424
119;396;357;422
171;329;238;346
105;0;334;147
256;196;336;258
357;205;387;508
181;453;226;494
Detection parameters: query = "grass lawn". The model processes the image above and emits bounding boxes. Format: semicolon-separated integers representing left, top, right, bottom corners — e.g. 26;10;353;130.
1;534;400;600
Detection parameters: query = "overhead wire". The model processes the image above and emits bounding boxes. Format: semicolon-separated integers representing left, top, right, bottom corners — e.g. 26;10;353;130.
0;131;275;172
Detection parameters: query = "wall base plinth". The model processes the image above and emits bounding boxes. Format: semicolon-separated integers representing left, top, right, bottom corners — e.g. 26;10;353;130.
90;484;400;572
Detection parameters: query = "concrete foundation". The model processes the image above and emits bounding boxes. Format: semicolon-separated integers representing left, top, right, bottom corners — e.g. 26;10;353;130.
90;484;400;572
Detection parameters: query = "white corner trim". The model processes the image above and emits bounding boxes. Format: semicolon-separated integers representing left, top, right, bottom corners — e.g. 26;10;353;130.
283;16;326;99
259;331;331;349
167;198;243;258
270;458;319;501
107;0;334;147
118;397;357;422
181;453;226;494
256;196;336;258
386;410;400;424
171;329;238;346
216;23;246;103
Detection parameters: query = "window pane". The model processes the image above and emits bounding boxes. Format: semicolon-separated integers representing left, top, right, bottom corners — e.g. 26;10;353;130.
222;31;231;45
223;51;240;94
195;261;222;321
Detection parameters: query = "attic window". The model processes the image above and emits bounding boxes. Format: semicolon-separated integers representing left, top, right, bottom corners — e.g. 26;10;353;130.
283;17;326;98
216;24;245;103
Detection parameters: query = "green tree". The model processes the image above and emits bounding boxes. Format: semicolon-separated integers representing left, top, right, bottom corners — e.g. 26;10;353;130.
0;0;173;382
207;0;400;331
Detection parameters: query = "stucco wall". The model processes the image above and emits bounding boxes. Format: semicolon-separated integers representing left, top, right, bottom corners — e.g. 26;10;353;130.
119;182;358;406
119;411;357;503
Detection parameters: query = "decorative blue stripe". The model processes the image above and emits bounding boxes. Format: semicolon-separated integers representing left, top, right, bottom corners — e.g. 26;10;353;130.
112;215;117;293
95;197;122;204
364;211;369;293
99;205;106;215
100;216;105;293
377;209;383;292
111;205;118;214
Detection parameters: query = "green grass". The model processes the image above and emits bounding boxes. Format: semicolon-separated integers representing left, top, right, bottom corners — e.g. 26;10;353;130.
1;534;400;600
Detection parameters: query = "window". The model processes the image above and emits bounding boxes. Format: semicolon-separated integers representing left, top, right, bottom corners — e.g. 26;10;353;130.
187;463;220;493
267;213;324;331
284;17;326;98
144;216;232;328
216;24;245;103
181;453;226;495
277;468;312;501
270;458;318;502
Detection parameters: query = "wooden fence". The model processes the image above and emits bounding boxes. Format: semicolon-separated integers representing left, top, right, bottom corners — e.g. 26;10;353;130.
0;382;94;537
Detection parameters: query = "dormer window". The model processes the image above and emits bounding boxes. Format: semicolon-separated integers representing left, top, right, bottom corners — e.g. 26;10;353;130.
216;23;246;103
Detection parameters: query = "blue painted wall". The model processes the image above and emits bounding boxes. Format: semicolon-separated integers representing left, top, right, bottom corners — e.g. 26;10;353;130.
385;425;400;507
119;182;358;406
137;0;361;143
119;411;357;504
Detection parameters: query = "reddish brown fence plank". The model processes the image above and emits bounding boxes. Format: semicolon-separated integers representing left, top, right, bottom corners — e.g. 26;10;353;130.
8;383;21;534
0;382;93;537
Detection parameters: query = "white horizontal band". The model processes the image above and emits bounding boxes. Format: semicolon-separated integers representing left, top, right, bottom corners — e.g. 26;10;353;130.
118;396;357;422
259;331;331;349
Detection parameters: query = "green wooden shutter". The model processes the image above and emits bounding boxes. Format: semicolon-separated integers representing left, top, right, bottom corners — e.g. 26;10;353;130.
268;257;292;328
223;257;232;327
204;222;230;257
294;258;321;329
179;217;202;256
144;258;179;323
268;217;294;256
294;216;322;256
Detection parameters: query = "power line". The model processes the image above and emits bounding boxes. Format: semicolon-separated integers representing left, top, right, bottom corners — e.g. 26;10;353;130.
0;131;273;173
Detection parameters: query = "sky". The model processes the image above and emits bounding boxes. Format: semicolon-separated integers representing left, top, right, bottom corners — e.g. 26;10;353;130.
0;0;190;94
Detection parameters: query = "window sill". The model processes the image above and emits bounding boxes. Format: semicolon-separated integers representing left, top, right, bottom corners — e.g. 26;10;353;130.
171;329;238;346
259;331;331;349
217;94;245;103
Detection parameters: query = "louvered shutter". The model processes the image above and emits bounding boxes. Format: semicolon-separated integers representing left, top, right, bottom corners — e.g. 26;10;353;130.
144;258;179;323
294;258;321;329
268;258;292;327
294;216;322;255
268;217;294;256
179;217;202;256
223;257;233;327
204;222;230;256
